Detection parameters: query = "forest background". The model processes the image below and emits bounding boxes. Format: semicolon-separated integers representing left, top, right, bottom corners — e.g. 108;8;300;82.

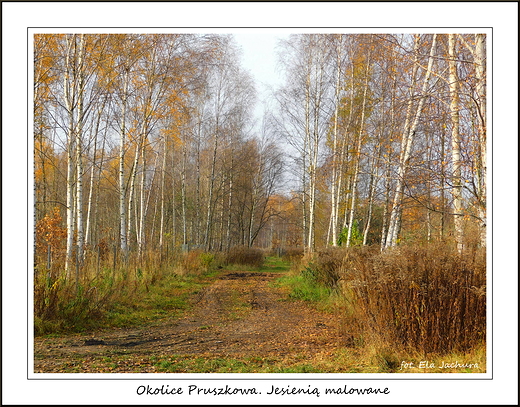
32;32;488;267
2;2;518;406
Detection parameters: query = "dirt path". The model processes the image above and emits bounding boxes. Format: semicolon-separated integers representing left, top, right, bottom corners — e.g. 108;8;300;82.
34;271;344;373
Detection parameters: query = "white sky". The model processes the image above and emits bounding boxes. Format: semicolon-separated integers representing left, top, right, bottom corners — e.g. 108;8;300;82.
233;33;287;95
233;33;290;128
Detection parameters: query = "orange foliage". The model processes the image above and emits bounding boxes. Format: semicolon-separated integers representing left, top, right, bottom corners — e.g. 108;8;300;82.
35;207;67;255
402;205;427;232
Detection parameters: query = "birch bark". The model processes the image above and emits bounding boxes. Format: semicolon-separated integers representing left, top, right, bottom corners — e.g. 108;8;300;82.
448;34;464;253
119;67;130;256
474;34;487;248
75;34;86;266
329;35;344;246
84;105;102;248
458;34;486;247
63;35;76;277
346;51;371;247
159;133;167;249
385;34;437;249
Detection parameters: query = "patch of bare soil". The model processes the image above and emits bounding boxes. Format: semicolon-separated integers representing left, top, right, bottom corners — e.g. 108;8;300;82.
34;271;344;373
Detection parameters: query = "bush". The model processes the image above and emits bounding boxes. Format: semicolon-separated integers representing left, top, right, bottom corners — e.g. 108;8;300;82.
296;246;377;289
343;243;486;354
312;247;347;288
337;220;363;246
287;243;486;354
34;270;108;335
225;246;264;267
178;250;219;275
281;247;305;262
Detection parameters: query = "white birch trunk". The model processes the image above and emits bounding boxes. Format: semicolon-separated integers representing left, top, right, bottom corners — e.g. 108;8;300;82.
195;118;202;246
119;68;129;256
337;62;355;244
127;139;140;248
75;36;87;266
142;152;158;252
65;134;75;278
227;153;235;249
385;34;437;249
85;108;101;247
329;39;343;246
380;158;392;251
474;34;487;248
63;35;76;278
204;129;219;251
159;134;167;249
171;138;178;246
346;53;370;247
137;146;147;259
363;157;378;246
127;114;149;249
448;34;464;253
301;76;310;250
181;140;188;245
92;126;107;247
307;53;325;252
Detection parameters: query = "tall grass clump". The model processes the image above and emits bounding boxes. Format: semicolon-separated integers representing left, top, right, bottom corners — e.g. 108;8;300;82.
176;249;219;275
224;246;265;268
281;247;305;263
290;246;377;289
341;243;486;354
34;264;127;334
33;246;220;336
281;247;359;308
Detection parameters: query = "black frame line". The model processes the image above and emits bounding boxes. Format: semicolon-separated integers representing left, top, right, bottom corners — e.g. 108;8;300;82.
27;25;493;381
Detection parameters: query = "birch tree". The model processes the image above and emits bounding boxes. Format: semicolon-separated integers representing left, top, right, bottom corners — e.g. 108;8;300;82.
448;34;464;253
385;34;437;249
345;44;372;247
202;37;250;250
61;34;90;275
275;34;333;251
474;34;487;248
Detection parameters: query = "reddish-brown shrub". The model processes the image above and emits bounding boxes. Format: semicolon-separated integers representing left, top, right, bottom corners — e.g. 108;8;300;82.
225;246;265;267
343;243;486;353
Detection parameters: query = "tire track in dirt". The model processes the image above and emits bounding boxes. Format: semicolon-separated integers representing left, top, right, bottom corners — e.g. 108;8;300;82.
34;271;344;372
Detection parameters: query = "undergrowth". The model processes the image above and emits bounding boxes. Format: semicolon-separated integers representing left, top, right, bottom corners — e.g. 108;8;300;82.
34;249;226;336
284;243;486;358
55;343;486;373
224;246;265;268
34;248;285;336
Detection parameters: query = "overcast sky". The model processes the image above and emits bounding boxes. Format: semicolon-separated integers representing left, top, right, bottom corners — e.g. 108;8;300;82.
233;33;287;93
232;33;290;126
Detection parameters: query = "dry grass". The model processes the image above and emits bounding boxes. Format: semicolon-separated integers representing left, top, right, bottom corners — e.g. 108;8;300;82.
281;247;305;263
33;247;220;335
33;246;271;336
224;246;265;268
350;245;485;354
296;243;486;356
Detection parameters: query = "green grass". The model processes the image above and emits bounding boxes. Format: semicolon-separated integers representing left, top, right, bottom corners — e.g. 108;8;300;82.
104;272;217;328
35;256;291;336
273;268;341;312
152;354;328;373
222;256;291;273
262;256;292;271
